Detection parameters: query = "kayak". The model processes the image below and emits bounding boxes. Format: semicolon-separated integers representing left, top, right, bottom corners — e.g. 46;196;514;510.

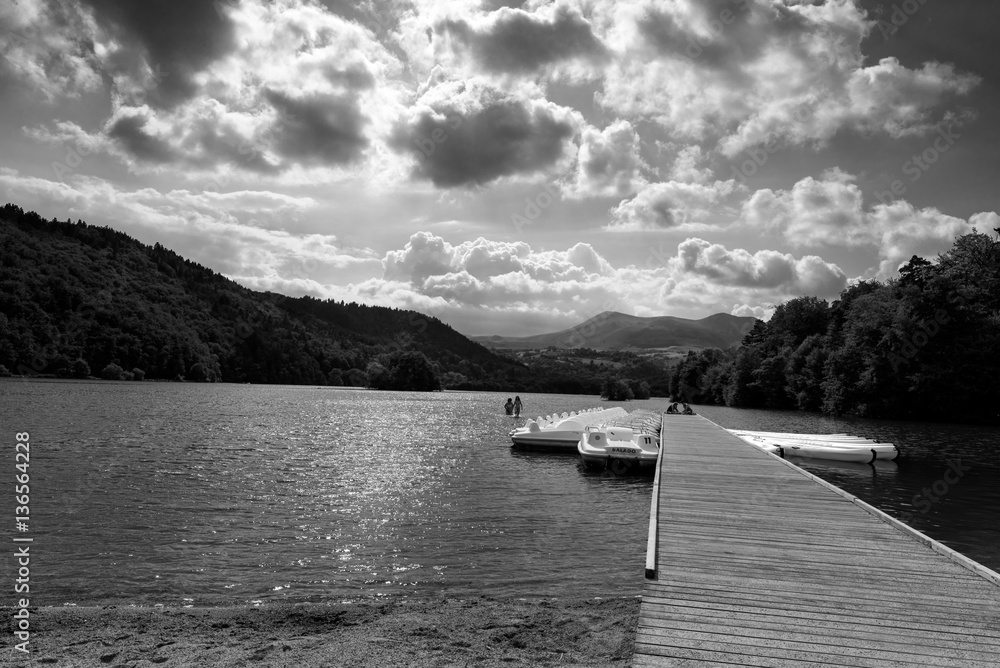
730;432;899;462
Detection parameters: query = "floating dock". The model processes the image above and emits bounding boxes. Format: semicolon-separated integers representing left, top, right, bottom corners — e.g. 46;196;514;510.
636;414;1000;667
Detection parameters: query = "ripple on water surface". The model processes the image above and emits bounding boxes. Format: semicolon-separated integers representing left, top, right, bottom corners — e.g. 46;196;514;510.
2;381;657;606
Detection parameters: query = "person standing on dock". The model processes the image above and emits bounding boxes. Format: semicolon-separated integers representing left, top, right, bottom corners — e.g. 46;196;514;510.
504;398;514;415
513;396;523;417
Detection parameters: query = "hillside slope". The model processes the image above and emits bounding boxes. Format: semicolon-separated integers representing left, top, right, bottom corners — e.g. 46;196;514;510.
474;311;756;350
0;204;524;387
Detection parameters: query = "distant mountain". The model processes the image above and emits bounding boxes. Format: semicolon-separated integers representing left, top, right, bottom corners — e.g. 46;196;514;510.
473;311;757;351
0;203;525;388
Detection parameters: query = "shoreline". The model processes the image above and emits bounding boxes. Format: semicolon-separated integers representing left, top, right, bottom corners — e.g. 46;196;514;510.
10;595;640;667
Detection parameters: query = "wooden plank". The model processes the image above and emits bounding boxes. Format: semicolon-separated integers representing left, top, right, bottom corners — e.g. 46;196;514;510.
635;415;1000;667
645;413;664;579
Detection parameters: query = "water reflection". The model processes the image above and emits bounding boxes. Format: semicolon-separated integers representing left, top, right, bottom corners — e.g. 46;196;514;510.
0;380;659;606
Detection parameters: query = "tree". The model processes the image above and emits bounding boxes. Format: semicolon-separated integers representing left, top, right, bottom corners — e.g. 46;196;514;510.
70;359;90;378
131;367;145;381
365;361;390;389
188;362;208;382
630;379;651;400
387;350;441;391
601;377;634;401
101;363;126;380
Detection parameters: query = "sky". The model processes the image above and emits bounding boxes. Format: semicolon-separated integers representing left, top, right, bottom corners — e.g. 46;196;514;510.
1;0;998;336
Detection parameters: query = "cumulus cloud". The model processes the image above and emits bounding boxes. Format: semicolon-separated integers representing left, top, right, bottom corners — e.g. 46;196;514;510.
732;303;773;320
563;120;648;198
608;178;741;231
437;4;607;75
868;201;978;279
673;238;847;296
742;168;868;247
594;0;980;155
263;89;369;166
351;229;850;334
79;0;239;107
17;0;401;178
742;171;996;279
389;79;581;187
0;0;104;100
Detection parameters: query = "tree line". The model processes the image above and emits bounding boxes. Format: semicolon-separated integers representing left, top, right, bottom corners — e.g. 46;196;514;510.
0;203;672;396
668;231;1000;424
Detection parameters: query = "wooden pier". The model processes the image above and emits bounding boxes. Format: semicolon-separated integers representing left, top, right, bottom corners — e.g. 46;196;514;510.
636;415;1000;667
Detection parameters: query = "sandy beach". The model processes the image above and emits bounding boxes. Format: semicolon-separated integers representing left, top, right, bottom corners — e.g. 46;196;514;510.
10;596;639;667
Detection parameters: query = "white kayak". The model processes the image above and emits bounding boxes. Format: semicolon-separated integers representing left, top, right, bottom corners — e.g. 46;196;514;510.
730;430;876;443
731;432;899;462
750;437;898;459
578;426;659;473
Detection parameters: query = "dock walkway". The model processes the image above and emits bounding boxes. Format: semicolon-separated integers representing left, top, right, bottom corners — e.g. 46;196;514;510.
635;414;1000;667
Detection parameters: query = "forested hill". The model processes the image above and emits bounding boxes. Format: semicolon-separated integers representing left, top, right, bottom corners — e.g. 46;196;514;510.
0;203;526;387
668;231;1000;424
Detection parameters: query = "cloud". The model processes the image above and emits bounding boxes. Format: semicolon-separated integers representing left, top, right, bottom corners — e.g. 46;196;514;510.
351;229;850;335
0;168;378;287
673;238;847;296
437;4;606;75
18;0;401;178
0;0;104;101
106;114;180;164
741;168;868;247
594;0;980;155
563;120;648;198
741;170;996;279
78;0;239;107
731;303;773;321
608;178;741;231
389;79;581;187
263;89;369;166
868;201;979;279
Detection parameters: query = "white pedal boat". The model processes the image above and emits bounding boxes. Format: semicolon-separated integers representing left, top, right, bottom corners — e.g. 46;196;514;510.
578;426;659;473
509;407;628;452
730;431;898;462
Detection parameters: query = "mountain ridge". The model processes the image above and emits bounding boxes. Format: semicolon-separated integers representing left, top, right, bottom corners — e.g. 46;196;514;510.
472;311;756;351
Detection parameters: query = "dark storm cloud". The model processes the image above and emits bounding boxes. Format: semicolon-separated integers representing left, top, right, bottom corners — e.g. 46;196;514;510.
440;6;606;74
390;97;577;187
78;0;238;107
264;89;369;166
107;115;179;163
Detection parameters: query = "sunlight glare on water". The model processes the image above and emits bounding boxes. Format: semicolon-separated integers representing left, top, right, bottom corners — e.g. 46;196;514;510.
0;380;657;606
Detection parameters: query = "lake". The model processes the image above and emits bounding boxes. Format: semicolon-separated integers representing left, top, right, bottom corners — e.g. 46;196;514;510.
1;380;998;607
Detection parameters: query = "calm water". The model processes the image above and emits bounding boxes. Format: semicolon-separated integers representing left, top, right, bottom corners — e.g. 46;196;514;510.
1;380;998;608
0;380;657;606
